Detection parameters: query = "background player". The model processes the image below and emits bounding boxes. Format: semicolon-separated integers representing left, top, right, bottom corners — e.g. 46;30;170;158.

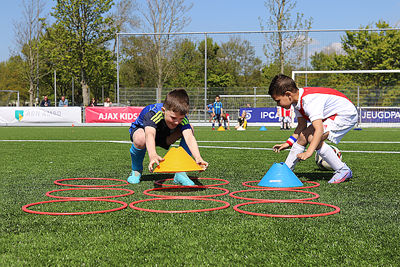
128;89;208;186
269;74;358;184
277;105;293;130
212;95;223;130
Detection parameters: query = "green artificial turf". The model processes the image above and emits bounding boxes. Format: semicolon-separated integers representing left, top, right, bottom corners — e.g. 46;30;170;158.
0;126;399;266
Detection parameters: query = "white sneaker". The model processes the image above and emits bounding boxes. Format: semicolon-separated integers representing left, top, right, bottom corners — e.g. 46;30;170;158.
328;164;353;184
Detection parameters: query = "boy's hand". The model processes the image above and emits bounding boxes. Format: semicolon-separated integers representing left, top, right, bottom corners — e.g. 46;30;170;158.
148;154;164;172
273;142;290;152
297;151;312;161
195;157;208;171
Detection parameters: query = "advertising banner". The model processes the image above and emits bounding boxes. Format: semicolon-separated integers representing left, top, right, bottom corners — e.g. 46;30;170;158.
239;107;288;123
85;106;144;123
0;107;81;123
360;108;400;123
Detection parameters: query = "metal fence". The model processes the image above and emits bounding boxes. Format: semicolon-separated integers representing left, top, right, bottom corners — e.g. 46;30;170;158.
116;28;400;112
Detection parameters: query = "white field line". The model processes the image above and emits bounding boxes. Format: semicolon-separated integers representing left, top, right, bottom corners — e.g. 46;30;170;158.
1;139;399;154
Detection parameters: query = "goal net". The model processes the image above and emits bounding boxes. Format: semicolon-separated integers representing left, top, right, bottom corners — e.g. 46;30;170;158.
292;70;400;128
0;90;20;106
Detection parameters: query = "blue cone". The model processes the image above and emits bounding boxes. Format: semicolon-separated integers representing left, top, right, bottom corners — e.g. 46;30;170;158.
258;162;303;187
259;126;267;131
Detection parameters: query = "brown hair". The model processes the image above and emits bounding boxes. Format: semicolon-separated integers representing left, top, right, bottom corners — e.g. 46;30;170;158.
163;89;190;115
268;74;299;96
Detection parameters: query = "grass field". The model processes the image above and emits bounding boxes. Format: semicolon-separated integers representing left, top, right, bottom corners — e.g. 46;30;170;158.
1;126;399;266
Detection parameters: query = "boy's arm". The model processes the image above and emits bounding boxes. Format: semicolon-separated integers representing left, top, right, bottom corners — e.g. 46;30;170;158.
296;119;323;161
182;129;208;170
273;117;307;152
145;126;164;172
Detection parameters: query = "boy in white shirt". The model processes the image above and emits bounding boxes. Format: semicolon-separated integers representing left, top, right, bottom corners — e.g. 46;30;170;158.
269;74;358;184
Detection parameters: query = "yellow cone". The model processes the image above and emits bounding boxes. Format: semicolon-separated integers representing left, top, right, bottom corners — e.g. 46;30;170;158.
153;146;203;173
217;126;225;131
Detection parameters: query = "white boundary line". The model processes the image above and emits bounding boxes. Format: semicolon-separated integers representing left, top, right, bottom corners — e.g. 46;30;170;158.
1;139;399;154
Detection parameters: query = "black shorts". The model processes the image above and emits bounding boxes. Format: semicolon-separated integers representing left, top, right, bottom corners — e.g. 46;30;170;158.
214;114;221;121
129;126;179;150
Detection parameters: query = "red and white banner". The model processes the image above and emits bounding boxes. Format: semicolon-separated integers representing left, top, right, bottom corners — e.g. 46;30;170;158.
85;106;144;123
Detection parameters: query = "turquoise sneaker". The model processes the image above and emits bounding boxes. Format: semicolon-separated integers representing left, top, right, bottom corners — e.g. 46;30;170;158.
127;170;142;184
173;172;195;186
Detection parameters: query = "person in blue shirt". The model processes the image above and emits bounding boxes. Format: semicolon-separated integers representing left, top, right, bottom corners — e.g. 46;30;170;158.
59;96;68;107
212;95;224;130
128;89;208;185
207;103;213;122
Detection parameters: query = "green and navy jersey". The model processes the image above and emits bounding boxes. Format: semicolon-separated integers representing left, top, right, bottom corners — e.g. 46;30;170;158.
213;101;223;115
129;103;191;136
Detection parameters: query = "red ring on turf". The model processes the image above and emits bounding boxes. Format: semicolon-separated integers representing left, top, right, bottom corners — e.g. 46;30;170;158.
143;186;229;198
242;180;320;189
54;178;129;187
22;198;128;215
154;177;229;187
229;188;319;202
129;197;230;213
46;188;135;199
233;200;340;218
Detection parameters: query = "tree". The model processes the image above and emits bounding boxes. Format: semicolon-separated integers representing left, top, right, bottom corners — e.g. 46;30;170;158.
51;0;116;106
259;0;312;74
137;0;193;102
167;38;203;88
219;37;263;87
340;21;400;105
14;0;46;106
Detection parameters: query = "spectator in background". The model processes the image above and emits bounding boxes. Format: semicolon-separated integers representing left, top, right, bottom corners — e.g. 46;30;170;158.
40;96;51;107
88;98;97;107
104;97;112;107
59;96;68;107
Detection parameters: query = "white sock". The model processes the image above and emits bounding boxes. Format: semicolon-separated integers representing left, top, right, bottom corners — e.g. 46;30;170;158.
285;142;305;170
317;143;345;171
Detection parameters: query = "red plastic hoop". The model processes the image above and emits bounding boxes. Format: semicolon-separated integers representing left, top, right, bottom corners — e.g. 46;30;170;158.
54;178;129;187
229;188;319;202
46;188;134;199
22;198;128;215
129;197;230;213
233;200;340;218
154;177;229;187
143;186;229;198
242;180;320;189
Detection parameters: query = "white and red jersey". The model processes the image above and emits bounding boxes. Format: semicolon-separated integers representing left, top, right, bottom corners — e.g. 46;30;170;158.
277;106;293;118
293;87;357;122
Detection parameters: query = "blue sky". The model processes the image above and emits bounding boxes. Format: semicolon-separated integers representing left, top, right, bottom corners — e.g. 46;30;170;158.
1;0;399;62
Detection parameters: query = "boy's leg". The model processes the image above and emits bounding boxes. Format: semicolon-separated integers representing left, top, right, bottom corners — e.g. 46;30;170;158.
284;142;306;170
323;118;355;183
166;127;195;186
128;128;146;184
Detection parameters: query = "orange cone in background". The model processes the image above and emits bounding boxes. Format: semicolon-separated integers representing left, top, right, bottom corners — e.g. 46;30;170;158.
217;126;225;131
153;146;203;173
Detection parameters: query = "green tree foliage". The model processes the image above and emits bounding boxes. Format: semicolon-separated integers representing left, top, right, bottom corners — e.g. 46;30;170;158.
167;38;203;88
49;0;116;106
219;37;263;87
309;21;400;106
0;56;28;105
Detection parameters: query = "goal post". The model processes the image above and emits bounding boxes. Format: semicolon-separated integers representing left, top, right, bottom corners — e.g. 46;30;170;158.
292;70;400;128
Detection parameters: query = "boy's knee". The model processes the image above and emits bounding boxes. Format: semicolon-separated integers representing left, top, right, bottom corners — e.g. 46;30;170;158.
297;132;308;146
